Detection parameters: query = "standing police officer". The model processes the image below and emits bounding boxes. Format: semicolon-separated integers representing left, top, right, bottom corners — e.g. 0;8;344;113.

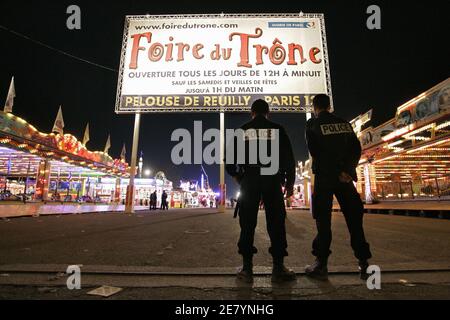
305;94;372;280
226;99;296;283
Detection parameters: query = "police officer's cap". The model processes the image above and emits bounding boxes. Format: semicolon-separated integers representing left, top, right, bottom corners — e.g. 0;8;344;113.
251;99;270;115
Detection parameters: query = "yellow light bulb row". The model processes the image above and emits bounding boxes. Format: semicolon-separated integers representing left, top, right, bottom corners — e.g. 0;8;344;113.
384;140;405;149
376;164;447;167
405;136;430;141
406;138;450;154
403;123;435;138
435;121;450;131
394;155;450;158
380;160;450;163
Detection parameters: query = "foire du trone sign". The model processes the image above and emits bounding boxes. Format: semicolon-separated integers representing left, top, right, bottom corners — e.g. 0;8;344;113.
115;13;332;113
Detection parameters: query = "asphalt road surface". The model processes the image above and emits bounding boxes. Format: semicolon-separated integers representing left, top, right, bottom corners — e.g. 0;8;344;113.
0;209;449;299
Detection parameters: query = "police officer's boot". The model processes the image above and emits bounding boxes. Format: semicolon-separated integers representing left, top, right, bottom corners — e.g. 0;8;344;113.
271;257;296;283
358;260;370;280
237;255;253;283
305;258;328;281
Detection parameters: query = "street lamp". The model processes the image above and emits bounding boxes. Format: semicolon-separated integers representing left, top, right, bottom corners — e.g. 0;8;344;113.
144;169;151;177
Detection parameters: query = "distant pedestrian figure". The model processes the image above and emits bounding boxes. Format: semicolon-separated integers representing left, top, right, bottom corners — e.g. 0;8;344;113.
305;94;372;281
161;190;169;210
150;191;157;210
231;198;235;209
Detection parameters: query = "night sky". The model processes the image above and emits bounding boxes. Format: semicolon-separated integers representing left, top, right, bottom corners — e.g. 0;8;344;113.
0;0;448;197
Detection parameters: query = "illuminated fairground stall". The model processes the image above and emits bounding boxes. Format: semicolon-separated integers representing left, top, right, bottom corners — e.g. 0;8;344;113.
356;78;449;202
99;171;173;206
173;178;219;209
291;161;311;208
0;111;129;203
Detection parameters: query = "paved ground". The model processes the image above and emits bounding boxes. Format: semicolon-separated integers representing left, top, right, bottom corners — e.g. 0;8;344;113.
1;209;449;270
0;208;449;299
295;200;450;213
359;200;449;212
0;203;148;218
0;272;449;300
0;199;448;219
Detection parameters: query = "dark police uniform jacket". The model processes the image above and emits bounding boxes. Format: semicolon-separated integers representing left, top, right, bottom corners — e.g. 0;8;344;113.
305;111;361;181
225;115;296;189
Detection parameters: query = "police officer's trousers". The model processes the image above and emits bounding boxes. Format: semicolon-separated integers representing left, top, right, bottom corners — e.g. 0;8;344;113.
238;173;288;259
312;175;372;261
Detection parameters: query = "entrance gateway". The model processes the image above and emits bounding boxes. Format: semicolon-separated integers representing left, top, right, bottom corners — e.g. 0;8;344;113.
114;13;333;213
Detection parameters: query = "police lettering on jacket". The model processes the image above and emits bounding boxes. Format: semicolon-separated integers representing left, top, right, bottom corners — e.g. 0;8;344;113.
244;128;276;140
320;123;353;136
225;115;296;188
305;111;362;181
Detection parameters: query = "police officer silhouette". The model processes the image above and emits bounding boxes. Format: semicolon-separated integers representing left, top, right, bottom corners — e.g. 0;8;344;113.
226;99;296;283
305;94;372;280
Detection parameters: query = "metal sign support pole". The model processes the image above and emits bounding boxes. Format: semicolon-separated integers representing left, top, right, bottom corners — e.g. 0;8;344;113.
125;113;141;214
219;112;226;213
306;112;314;213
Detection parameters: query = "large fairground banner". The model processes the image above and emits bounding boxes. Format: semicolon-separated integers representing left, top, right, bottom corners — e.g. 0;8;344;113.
115;13;332;113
